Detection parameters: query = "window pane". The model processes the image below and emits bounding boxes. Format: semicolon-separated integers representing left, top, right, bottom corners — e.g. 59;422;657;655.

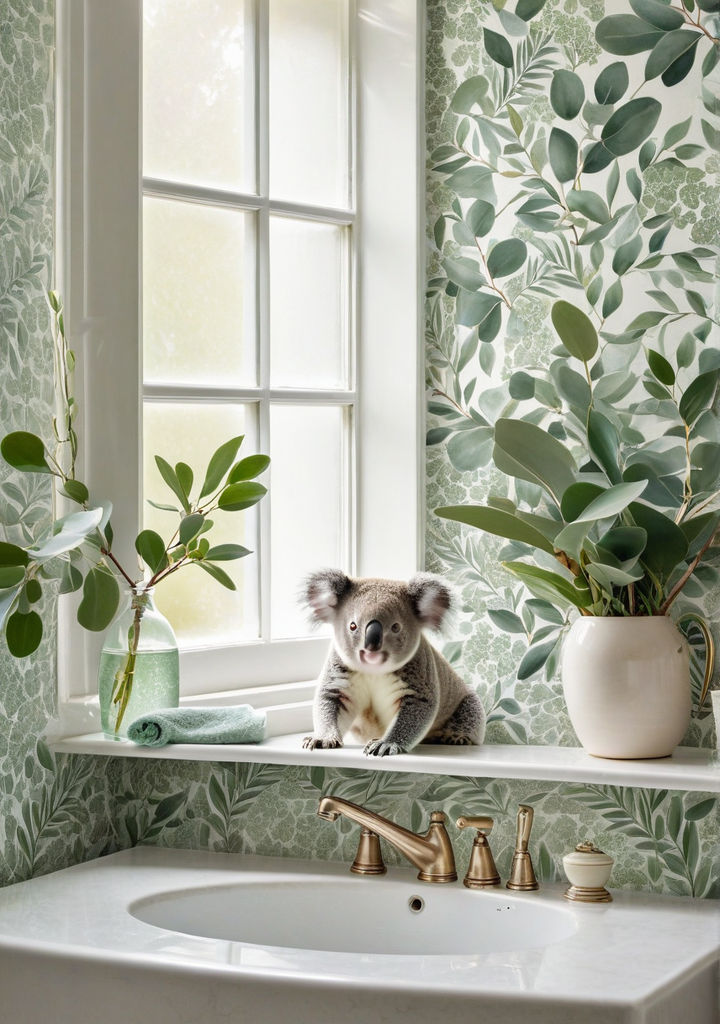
270;405;347;638
269;0;348;207
269;217;348;389
143;402;260;645
143;197;256;386
143;0;254;191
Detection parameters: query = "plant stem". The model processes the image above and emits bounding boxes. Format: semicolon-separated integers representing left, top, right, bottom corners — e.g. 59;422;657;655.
659;528;718;614
100;546;136;589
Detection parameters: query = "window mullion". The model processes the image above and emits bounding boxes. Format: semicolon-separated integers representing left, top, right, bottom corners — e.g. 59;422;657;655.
257;0;272;644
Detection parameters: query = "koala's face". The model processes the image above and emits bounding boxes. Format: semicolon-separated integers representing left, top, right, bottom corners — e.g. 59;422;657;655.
304;571;452;675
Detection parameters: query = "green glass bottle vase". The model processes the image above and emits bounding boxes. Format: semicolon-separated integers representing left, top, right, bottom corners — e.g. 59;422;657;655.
98;586;179;740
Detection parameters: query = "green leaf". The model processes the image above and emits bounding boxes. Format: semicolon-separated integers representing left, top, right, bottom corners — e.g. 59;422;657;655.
629;0;685;29
517;638;558;679
467;199;496;237
443;257;486;290
204;543;252;561
487;609;526;634
447;427;494;471
595;15;664;55
574;480;649;522
601;98;662;156
516;0;547;19
76;566;121;632
456;290;501;328
155;456;191;514
594;62;629;104
196;560;237;591
567;190;610;223
0;542;29;567
548;127;578;182
28;507;104;561
25;578;42;603
645;30;701;80
5;610;43;658
612;236;642;275
451;76;489;114
199;435;245;500
598;526;647;561
1;432;52;474
507;104;524;136
58;562;83;595
629;503;688;578
503;561;591;610
647;349;675;386
509;371;535;400
217;480;267;512
147;499;180;513
550;70;585;120
0;566;25;588
602;279;623;318
560;482;605;522
487;238;527;278
135;530;168;574
62;479;89;504
435;505;556;554
684;797;717;821
494;418;577;507
179;513;205;546
551;300;598;361
588;409;623;484
483;27;514;68
175;462;194;500
679;371;719;426
526;599;565;624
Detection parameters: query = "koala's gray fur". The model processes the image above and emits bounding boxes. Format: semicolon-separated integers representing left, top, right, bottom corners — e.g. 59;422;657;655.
301;570;485;757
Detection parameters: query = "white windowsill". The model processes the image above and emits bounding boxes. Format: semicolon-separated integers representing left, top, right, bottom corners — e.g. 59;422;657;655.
48;733;720;793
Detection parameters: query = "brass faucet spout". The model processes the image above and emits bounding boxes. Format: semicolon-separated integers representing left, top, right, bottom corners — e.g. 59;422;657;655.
317;796;457;883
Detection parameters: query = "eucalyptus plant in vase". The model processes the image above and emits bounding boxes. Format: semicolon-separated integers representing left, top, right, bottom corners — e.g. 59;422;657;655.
0;294;269;737
436;300;719;759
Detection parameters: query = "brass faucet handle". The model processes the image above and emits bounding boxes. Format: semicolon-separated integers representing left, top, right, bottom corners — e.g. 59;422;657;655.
350;828;387;876
456;815;494;834
506;804;539;891
456;815;500;888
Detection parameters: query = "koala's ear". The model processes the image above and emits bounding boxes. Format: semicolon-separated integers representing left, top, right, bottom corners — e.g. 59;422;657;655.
303;569;353;623
407;573;454;631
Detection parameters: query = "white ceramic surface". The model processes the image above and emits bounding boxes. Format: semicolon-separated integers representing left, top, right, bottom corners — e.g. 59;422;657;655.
712;690;720;751
562;616;691;759
50;734;720;792
131;877;577;955
0;848;717;1024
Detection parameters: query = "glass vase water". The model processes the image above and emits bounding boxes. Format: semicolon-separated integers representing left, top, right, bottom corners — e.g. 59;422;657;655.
98;586;179;740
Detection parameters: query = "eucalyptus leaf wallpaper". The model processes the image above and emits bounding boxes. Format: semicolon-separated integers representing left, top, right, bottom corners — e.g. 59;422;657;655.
0;0;718;900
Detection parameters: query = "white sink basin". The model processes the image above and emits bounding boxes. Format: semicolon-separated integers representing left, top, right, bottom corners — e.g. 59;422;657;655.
131;877;577;955
0;848;717;1024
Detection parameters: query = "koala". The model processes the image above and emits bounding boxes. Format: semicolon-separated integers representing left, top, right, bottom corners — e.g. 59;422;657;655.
301;570;485;757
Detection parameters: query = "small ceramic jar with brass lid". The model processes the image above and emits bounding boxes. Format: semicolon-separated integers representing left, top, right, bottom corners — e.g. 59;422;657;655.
562;841;613;903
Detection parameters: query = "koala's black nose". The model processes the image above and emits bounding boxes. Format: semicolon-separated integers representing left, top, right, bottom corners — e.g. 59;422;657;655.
364;620;383;651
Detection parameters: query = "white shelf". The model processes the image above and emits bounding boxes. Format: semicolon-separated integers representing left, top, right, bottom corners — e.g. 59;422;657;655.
50;733;720;793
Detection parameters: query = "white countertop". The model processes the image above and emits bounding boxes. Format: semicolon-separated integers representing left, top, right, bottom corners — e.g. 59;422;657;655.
51;732;720;792
0;847;717;1013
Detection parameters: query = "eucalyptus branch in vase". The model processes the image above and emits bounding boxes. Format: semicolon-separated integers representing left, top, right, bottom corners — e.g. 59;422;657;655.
0;293;270;734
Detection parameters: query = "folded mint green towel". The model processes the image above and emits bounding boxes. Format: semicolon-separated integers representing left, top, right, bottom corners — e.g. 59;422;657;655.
127;706;266;747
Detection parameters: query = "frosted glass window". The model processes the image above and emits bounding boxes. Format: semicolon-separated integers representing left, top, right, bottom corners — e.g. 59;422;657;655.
269;0;349;206
143;197;256;386
143;0;254;191
143;402;260;645
269;217;348;389
270;405;347;638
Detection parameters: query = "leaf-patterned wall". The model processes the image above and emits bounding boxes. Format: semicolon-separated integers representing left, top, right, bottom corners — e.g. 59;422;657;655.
426;0;720;748
0;0;717;900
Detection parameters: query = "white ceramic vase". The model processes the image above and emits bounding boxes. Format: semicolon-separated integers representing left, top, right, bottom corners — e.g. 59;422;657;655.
561;616;690;760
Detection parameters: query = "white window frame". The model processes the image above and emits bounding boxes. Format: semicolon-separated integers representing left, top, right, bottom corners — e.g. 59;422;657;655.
54;0;423;738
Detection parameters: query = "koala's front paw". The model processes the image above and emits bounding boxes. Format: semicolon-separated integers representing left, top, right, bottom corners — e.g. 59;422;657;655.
303;735;343;750
364;739;405;757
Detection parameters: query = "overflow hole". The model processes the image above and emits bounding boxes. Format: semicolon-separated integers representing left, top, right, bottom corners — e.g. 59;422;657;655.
408;896;425;913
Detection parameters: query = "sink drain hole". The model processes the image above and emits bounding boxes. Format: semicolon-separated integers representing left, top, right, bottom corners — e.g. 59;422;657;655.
408;896;425;913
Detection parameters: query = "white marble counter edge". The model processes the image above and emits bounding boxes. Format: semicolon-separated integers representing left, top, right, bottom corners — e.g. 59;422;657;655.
50;733;720;792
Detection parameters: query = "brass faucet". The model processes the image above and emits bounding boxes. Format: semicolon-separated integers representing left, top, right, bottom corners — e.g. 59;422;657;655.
506;804;539;891
456;815;501;888
317;796;457;883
